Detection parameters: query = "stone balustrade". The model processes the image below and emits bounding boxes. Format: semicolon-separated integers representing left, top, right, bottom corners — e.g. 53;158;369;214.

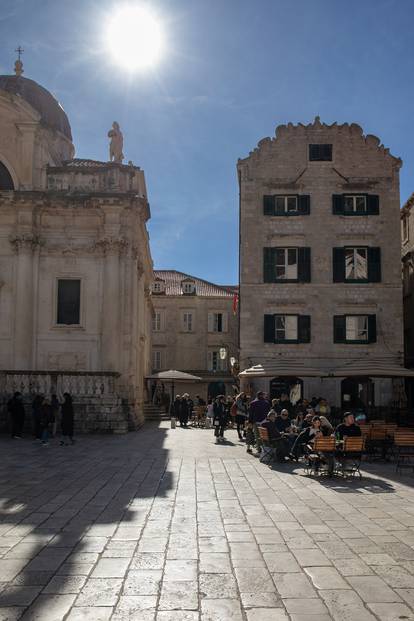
0;371;132;434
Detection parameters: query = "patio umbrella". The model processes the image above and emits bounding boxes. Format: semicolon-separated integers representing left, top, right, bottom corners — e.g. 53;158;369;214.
145;370;202;413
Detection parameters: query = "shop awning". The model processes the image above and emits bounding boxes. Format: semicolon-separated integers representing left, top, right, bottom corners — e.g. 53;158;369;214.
330;361;414;378
239;362;323;378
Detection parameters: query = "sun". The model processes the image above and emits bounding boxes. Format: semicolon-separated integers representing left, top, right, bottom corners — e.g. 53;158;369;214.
106;5;164;71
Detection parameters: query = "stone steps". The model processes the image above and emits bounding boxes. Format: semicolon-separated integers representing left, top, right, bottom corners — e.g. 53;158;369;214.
143;403;170;421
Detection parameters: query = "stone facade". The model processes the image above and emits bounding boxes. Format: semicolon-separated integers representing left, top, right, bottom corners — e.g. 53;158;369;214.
402;193;414;369
238;117;404;409
0;69;153;431
151;271;238;401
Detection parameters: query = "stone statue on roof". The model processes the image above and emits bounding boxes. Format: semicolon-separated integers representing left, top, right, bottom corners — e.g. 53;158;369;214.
108;121;124;164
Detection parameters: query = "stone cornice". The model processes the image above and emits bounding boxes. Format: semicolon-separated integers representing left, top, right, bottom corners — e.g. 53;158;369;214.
9;233;44;253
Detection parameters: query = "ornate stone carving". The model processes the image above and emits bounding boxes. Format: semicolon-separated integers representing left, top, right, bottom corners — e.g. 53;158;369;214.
108;122;124;164
95;237;129;256
9;234;43;253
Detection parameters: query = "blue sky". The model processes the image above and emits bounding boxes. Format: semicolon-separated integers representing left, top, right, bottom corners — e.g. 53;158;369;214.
1;0;413;285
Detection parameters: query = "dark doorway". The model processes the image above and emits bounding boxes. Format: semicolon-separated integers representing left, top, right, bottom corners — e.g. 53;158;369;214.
208;381;226;399
270;377;303;404
0;162;14;190
341;377;374;411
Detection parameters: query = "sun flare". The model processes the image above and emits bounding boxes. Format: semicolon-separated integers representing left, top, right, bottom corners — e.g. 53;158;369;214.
106;5;163;71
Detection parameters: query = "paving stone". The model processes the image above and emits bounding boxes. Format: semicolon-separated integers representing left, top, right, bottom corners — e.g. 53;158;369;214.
156;612;198;621
367;602;414;620
122;570;162;596
75;578;123;606
158;581;198;610
199;573;238;598
240;592;281;608
283;598;330;614
199;553;232;574
43;575;87;594
272;573;317;599
200;598;243;621
163;560;197;582
91;558;130;578
347;575;402;603
373;565;414;588
130;553;165;570
0;587;40;606
66;608;113;620
245;609;289;620
234;567;275;593
304;566;350;589
290;615;332;621
320;589;377;620
12;571;54;586
360;553;398;565
22;594;77;620
293;549;332;567
0;608;25;621
263;552;300;573
0;561;29;582
331;557;373;576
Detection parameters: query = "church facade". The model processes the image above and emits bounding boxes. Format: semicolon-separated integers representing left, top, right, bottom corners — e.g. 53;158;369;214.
0;63;153;432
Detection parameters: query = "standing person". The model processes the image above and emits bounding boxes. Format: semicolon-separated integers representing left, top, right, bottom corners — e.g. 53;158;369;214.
39;398;53;446
245;421;255;453
248;391;271;454
205;398;214;428
61;393;75;445
213;395;228;443
32;394;43;440
179;394;190;428
172;395;181;424
7;392;25;439
50;394;60;438
235;392;248;441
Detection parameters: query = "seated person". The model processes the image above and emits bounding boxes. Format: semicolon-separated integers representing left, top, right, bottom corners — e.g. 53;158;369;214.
335;412;362;440
275;409;292;433
291;415;330;460
261;412;290;461
301;410;314;430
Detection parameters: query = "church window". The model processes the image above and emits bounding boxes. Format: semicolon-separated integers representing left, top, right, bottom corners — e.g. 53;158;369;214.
57;279;81;325
309;144;332;161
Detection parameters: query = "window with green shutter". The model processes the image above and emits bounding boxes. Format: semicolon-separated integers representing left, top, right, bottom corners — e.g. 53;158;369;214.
263;194;310;216
333;315;377;344
263;248;311;283
332;247;381;283
332;194;380;216
264;314;311;343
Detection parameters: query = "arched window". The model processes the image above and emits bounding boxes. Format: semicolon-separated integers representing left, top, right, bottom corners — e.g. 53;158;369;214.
0;162;14;190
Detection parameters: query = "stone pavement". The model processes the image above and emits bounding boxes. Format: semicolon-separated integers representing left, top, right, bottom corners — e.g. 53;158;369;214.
1;423;414;620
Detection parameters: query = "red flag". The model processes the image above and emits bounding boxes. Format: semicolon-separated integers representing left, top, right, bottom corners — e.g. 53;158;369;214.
232;293;239;316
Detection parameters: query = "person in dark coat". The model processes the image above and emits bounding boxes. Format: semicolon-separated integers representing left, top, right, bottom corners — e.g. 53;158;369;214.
39;398;53;446
61;393;75;445
172;395;181;422
213;395;228;443
179;394;190;427
32;394;43;439
7;392;25;438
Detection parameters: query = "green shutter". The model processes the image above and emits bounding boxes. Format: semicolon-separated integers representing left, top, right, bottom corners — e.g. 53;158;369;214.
264;315;275;343
333;248;345;282
298;195;310;215
366;195;379;215
368;315;377;343
332;194;344;215
333;316;346;343
298;315;311;343
367;247;381;282
263;195;274;216
298;247;311;282
263;248;275;283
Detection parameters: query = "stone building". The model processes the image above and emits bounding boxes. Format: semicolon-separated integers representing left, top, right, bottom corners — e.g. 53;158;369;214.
151;270;238;401
238;117;408;411
0;62;153;432
401;192;414;406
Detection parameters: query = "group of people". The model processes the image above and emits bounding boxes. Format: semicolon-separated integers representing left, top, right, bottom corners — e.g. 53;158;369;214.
171;391;363;466
7;392;75;446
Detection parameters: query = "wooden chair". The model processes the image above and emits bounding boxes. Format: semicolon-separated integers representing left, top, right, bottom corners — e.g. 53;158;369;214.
306;436;335;476
366;426;389;461
394;432;414;474
257;427;275;464
336;437;365;479
370;419;385;425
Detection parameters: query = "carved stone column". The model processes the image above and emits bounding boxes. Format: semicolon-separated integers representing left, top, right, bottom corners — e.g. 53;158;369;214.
99;238;127;372
10;235;39;369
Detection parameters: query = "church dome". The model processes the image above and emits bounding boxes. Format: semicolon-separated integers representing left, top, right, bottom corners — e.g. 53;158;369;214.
0;75;72;141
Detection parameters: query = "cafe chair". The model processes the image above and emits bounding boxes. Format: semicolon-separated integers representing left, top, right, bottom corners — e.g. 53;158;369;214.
257;427;275;465
306;436;335;476
394;431;414;475
336;437;365;479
